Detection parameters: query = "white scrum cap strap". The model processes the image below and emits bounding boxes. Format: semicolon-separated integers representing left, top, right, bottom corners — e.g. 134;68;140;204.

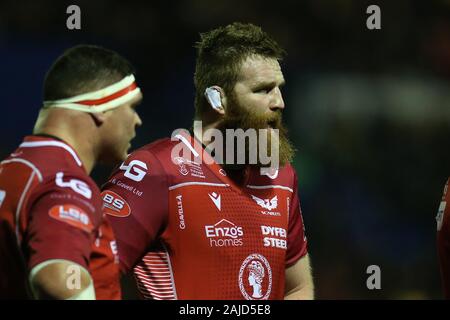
43;74;141;113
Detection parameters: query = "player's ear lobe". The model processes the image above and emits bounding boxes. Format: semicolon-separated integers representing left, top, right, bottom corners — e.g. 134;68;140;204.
90;112;107;126
204;86;226;116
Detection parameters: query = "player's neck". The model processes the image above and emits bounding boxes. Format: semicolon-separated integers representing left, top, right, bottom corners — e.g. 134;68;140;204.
193;120;220;147
33;111;96;174
194;120;251;186
35;127;95;174
224;165;250;186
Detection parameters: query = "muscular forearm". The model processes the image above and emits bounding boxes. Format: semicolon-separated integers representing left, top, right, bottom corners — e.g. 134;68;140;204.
30;260;94;300
284;254;314;300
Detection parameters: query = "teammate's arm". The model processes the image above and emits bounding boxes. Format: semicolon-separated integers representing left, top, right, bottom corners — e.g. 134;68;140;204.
30;260;95;300
102;150;168;274
285;167;313;299
25;178;101;300
284;253;314;300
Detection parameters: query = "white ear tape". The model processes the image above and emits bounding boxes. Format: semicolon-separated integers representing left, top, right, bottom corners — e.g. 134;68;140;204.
205;87;222;110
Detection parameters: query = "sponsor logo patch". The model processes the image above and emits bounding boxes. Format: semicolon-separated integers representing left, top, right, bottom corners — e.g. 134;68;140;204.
120;160;148;182
176;194;186;229
205;219;244;247
208;192;221;211
102;190;131;217
48;204;93;232
261;225;287;249
173;156;205;178
55;172;92;199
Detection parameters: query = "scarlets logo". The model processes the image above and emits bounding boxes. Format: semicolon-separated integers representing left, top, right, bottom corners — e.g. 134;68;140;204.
251;195;278;211
48;204;93;233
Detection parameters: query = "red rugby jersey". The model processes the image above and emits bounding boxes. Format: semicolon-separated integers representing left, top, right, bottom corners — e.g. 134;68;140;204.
103;132;307;300
0;136;120;299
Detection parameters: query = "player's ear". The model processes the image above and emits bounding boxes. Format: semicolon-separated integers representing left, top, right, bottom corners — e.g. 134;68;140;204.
204;86;227;116
90;112;107;126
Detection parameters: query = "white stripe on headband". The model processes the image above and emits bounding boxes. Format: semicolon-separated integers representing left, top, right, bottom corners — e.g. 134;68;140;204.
43;74;141;113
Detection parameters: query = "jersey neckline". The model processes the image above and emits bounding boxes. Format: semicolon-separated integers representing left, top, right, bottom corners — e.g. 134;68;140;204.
21;135;86;171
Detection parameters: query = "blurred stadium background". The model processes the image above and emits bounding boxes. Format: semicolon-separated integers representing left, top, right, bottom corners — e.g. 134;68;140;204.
1;0;449;299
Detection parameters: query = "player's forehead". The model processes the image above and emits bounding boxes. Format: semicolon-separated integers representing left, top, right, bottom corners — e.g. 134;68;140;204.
130;90;143;105
126;90;142;108
114;90;142;113
237;55;284;87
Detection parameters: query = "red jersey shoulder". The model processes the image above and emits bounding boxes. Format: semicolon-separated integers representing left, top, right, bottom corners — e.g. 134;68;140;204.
101;139;171;205
9;136;85;174
3;136;99;201
108;138;172;184
138;137;176;155
25;171;102;233
123;136;217;185
126;137;174;178
9;137;102;224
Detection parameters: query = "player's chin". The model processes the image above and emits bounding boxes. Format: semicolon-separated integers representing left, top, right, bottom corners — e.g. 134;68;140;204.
100;147;129;166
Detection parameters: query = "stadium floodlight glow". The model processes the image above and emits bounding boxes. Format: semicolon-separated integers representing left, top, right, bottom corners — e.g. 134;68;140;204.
43;74;141;113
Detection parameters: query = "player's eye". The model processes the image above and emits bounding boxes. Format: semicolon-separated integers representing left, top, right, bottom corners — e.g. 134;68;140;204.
254;87;271;94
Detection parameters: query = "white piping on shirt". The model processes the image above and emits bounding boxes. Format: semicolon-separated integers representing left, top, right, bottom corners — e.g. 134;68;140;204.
169;181;229;191
15;171;36;244
19;141;82;167
1;158;43;182
246;184;293;193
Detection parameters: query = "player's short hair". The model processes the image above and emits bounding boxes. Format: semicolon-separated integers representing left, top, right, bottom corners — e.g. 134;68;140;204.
43;45;135;101
194;22;285;122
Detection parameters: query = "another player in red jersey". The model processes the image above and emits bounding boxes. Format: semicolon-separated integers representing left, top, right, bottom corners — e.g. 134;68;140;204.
103;22;313;300
0;45;142;299
437;179;450;298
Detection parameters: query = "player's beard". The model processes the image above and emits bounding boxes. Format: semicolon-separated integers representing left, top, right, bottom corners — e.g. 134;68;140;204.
215;94;295;169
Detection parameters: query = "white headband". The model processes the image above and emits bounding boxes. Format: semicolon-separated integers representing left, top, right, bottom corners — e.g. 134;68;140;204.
43;75;141;113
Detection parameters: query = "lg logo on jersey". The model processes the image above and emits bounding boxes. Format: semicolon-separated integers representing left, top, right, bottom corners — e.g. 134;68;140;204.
55;172;92;199
120;160;147;182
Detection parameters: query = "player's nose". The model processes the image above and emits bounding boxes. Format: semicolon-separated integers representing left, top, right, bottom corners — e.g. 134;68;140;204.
135;113;143;127
269;87;285;111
